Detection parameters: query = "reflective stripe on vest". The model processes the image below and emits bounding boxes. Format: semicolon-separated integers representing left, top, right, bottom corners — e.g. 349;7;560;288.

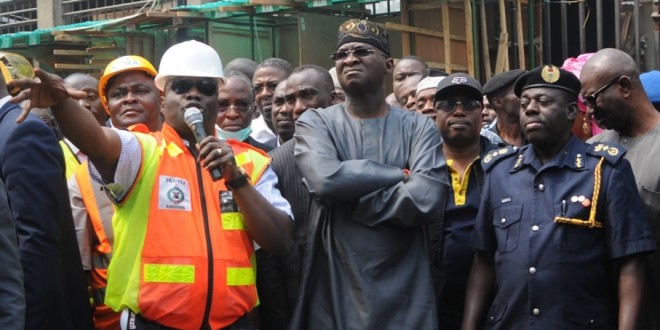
104;125;270;329
60;140;81;180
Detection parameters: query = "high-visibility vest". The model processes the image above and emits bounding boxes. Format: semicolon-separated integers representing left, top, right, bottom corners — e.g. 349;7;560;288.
60;139;82;180
104;124;270;329
74;162;120;330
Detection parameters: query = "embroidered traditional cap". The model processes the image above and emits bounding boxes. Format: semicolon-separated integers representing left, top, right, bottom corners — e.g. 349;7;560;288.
434;73;482;101
482;69;526;96
336;19;390;57
416;76;445;96
514;64;581;97
640;70;660;104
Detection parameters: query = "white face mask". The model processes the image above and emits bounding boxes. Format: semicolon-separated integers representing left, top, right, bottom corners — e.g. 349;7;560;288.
216;125;253;142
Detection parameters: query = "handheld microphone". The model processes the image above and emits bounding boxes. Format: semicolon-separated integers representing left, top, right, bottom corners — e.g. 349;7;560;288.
184;107;223;181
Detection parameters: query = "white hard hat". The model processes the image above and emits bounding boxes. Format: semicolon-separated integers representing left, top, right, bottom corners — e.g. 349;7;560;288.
154;40;224;91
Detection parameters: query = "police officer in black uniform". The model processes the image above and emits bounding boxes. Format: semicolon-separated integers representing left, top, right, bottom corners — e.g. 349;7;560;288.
461;65;656;330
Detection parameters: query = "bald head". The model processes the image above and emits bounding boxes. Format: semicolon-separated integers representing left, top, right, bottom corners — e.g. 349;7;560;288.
582;48;639;81
225;58;258;80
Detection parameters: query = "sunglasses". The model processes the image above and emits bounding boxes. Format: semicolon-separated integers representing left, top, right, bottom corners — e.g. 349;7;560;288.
583;76;621;108
170;79;217;96
330;49;379;61
435;100;481;113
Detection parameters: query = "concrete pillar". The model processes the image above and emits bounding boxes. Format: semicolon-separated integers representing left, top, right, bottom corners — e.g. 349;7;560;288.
37;0;64;29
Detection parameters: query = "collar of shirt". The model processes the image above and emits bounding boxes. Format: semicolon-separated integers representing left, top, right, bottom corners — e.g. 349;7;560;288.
0;95;11;109
513;135;589;172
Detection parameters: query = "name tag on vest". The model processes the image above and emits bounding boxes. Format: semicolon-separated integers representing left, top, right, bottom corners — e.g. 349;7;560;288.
158;175;192;211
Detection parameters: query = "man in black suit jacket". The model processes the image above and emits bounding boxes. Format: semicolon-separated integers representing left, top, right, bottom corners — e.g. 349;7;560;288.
0;56;92;329
265;65;336;330
0;178;25;328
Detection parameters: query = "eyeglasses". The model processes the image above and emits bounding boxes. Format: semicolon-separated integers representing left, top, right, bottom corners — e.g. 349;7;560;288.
170;79;217;96
435;100;481;113
218;101;252;114
330;49;378;61
583;76;621;107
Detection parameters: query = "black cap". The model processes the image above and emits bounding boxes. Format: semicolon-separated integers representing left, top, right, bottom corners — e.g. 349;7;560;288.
482;69;526;96
514;65;581;97
434;73;482;101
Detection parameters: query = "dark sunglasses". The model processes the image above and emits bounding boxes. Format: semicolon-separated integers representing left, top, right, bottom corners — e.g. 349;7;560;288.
583;76;621;107
330;49;378;61
170;79;217;96
435;100;481;113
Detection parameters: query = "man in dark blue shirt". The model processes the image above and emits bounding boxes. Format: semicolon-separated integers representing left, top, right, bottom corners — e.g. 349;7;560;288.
462;65;656;330
425;73;497;329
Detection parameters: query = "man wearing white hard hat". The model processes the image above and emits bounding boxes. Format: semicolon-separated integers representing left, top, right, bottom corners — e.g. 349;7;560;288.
10;40;293;330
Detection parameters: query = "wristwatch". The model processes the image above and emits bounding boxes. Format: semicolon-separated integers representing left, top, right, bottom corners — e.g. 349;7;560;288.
226;168;250;191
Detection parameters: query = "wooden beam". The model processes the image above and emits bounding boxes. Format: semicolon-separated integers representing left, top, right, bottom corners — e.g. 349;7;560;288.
516;0;526;69
54;63;106;70
465;0;475;76
53;49;88;56
408;2;464;11
86;47;124;52
442;2;452;74
401;0;411;56
494;0;509;73
384;22;467;42
146;11;206;18
480;0;492;79
218;5;254;12
248;0;294;6
426;60;469;72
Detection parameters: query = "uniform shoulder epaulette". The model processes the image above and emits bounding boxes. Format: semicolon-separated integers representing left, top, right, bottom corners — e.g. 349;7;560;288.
481;145;517;171
586;142;626;164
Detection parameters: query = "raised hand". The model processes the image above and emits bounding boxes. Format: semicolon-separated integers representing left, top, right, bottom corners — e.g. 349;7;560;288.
9;68;87;123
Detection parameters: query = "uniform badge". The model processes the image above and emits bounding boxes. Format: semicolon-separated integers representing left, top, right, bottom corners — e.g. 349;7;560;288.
158;176;192;211
575;154;583;168
514;154;524;169
594;143;619;156
484;154;493;163
541;65;560;83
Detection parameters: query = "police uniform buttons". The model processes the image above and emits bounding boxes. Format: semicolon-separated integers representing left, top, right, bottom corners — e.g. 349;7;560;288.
590;319;595;324
501;218;506;224
578;195;585;202
532;308;540;316
571;196;578;203
529;267;537;274
532;225;539;232
538;184;545;191
489;316;495;321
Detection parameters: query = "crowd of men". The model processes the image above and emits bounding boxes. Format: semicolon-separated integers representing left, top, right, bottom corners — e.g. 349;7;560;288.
0;17;659;330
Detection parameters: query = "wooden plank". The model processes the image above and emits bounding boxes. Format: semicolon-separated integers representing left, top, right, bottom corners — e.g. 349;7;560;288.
86;47;124;52
146;11;206;18
54;63;106;70
409;2;464;11
516;0;526;69
465;0;475;76
218;5;254;12
426;60;469;72
480;0;492;79
53;49;88;56
494;0;509;73
248;0;294;6
401;0;411;56
442;2;452;74
385;22;467;42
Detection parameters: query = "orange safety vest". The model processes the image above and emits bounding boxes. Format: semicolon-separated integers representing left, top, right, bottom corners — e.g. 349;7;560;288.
104;124;270;329
74;162;120;330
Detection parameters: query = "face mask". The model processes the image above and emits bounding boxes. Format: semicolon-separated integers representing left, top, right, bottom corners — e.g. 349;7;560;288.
216;125;253;142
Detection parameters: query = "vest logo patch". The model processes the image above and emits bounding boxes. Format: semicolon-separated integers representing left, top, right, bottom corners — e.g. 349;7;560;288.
158;176;192;211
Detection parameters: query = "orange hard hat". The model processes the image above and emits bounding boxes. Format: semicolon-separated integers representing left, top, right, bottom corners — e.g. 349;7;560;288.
99;55;157;113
